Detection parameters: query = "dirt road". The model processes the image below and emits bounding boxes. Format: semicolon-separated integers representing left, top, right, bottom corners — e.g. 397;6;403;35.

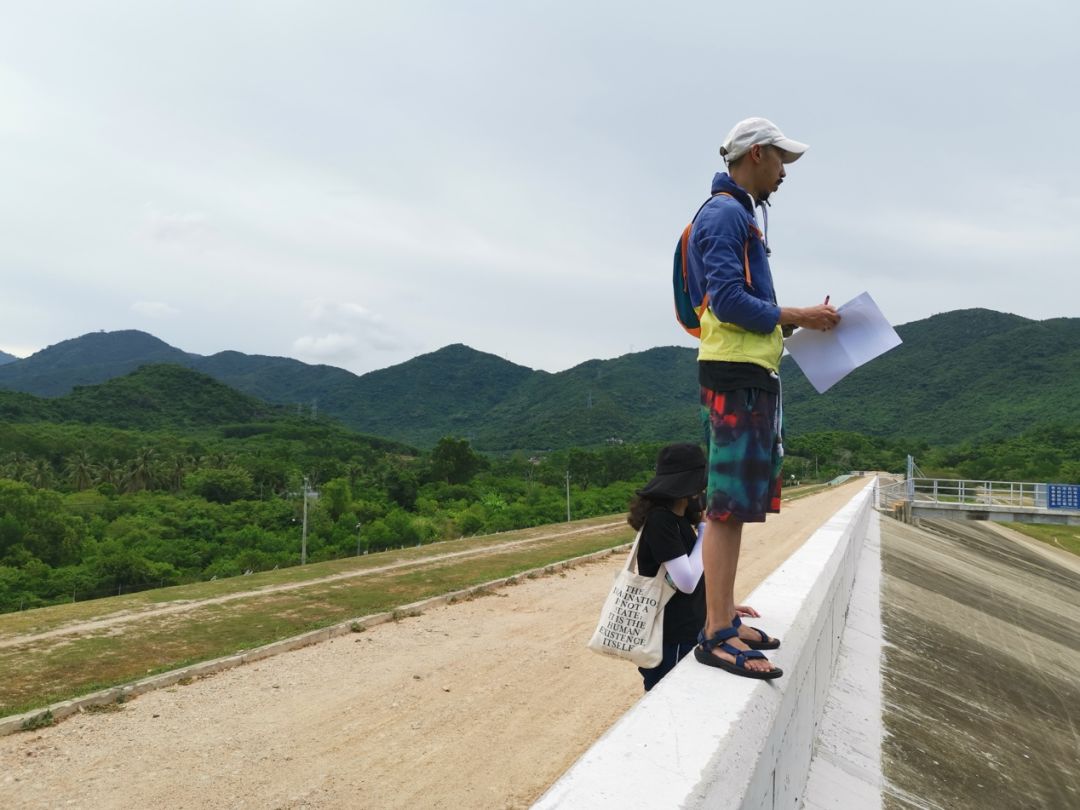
0;481;864;810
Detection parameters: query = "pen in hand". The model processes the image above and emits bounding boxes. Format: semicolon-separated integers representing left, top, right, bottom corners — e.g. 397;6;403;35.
820;295;837;331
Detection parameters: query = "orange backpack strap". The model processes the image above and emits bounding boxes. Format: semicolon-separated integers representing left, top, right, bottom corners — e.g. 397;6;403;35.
742;238;752;287
673;191;755;337
700;192;753;288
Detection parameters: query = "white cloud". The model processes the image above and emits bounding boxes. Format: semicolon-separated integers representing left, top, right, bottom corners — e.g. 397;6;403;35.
302;299;378;325
295;298;413;362
143;208;219;250
292;332;360;361
0;65;51;136
131;301;180;318
0;344;32;358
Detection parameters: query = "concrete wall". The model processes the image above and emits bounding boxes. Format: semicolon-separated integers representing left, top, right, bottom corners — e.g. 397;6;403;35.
534;480;876;810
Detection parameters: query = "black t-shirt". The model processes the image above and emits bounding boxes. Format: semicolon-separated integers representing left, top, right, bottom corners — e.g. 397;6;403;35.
636;508;706;645
699;360;779;394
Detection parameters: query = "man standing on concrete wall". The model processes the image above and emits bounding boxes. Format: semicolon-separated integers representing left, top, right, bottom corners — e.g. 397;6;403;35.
684;118;839;678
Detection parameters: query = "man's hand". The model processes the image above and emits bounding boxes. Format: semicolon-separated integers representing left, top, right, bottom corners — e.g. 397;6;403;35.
779;304;841;332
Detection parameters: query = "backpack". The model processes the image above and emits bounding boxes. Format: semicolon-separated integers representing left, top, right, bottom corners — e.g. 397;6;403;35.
672;192;752;337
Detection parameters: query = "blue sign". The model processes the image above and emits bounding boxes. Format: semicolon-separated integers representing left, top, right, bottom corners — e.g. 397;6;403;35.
1047;484;1080;510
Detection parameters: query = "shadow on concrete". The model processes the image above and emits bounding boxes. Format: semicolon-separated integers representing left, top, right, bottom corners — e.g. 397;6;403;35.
881;519;1080;809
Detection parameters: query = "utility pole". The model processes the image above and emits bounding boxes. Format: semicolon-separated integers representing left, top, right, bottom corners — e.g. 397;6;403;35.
355;522;363;556
565;470;571;522
301;476;310;565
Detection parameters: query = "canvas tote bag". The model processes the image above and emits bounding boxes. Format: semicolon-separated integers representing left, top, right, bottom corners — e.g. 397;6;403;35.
587;529;677;668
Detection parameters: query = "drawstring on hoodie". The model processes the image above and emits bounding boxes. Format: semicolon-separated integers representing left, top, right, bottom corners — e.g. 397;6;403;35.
758;199;772;256
772;371;783;458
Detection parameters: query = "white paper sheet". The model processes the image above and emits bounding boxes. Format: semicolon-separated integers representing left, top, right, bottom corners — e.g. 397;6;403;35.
784;291;902;393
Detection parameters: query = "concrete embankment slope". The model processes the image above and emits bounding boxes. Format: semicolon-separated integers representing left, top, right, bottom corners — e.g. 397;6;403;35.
880;519;1080;809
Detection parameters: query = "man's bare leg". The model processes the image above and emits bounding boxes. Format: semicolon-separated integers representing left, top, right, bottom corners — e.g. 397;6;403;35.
701;517;773;673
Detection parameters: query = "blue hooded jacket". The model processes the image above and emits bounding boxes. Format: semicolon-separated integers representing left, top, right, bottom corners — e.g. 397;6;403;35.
686;172;784;371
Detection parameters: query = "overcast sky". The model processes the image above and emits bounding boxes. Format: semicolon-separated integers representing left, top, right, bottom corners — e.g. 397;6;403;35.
2;1;1077;374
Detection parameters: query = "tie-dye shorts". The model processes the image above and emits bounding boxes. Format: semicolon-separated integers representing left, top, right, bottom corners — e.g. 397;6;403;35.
700;385;782;523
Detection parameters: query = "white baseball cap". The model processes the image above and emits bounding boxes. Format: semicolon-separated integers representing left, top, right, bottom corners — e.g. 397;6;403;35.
720;117;809;164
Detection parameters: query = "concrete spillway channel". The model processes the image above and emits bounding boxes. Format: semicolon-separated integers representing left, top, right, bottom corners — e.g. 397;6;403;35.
880;518;1080;809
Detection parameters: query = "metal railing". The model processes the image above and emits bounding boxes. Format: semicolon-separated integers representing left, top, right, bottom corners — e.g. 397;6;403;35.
875;477;1048;510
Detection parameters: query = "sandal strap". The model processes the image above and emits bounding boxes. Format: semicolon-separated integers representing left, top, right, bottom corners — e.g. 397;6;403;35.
732;615;771;644
697;625;738;651
716;642;767;668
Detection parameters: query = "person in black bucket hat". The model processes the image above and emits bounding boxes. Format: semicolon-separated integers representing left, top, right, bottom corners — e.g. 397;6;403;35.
628;443;767;688
625;443;710;690
637;443;708;500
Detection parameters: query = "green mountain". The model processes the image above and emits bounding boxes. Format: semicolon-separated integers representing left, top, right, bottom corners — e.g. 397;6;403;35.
328;344;537;447
2;309;1076;450
0;364;280;431
0;330;194;396
192;344;536;447
474;346;698;450
0;350;16;366
779;309;1080;443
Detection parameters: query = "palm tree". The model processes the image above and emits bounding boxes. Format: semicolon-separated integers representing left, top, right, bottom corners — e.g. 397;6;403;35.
3;452;30;482
207;451;232;469
165;455;192;492
127;447;158;492
345;462;364;488
28;458;53;489
64;450;97;491
98;458;125;487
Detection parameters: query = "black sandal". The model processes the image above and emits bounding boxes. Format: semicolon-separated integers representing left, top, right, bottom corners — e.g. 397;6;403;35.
733;615;780;650
695;626;783;680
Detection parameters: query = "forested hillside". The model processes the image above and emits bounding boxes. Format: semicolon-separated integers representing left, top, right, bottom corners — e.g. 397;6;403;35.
0;330;193;395
1;361;1077;613
0;368;667;612
0;364;279;429
780;311;1080;442
474;346;699;449
326;344;538;447
2;309;1076;450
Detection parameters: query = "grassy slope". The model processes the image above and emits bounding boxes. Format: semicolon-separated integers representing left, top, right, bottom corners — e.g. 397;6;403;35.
0;515;629;716
1006;523;1080;557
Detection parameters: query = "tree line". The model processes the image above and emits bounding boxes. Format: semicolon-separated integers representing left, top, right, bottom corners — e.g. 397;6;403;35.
0;416;670;611
2;415;1076;613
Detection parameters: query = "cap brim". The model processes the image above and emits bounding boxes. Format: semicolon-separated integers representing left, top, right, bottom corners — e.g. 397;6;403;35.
774;137;809;163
